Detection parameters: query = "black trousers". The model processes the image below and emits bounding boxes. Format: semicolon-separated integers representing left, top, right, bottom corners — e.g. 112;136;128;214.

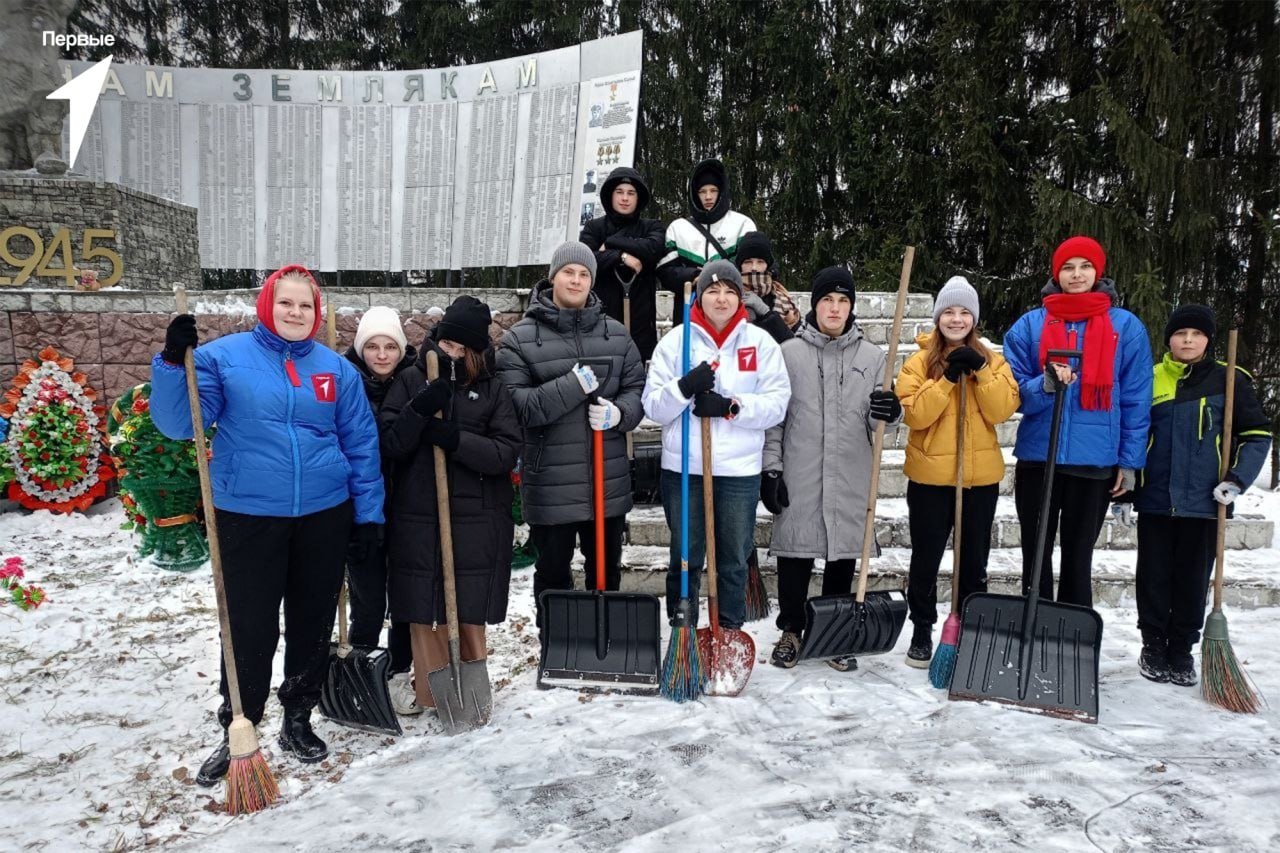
775;557;856;634
214;501;351;729
1014;464;1112;607
1136;513;1217;653
906;481;999;626
530;515;625;623
346;539;412;673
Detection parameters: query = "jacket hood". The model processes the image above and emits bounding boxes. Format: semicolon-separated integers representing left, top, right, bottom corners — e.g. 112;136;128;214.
1040;276;1119;301
600;167;651;223
524;279;611;339
688;158;731;224
799;313;863;349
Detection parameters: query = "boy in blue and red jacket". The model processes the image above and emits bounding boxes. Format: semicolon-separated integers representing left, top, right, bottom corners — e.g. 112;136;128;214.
1128;305;1272;686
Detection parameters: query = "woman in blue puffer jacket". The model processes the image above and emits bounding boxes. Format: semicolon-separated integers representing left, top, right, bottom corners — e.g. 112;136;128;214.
1003;236;1153;607
150;264;384;786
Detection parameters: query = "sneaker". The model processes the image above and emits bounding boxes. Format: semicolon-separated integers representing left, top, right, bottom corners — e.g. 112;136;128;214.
770;632;800;668
1167;650;1196;687
905;623;932;669
1139;642;1170;683
828;655;858;672
389;672;424;716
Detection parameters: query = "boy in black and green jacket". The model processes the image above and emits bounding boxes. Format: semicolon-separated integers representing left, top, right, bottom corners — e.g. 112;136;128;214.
1128;305;1272;686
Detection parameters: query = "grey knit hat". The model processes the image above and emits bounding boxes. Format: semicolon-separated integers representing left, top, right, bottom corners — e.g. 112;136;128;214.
548;241;597;283
932;276;981;324
696;259;744;301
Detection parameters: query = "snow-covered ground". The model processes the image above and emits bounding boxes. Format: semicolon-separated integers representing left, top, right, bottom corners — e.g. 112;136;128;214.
3;496;1279;851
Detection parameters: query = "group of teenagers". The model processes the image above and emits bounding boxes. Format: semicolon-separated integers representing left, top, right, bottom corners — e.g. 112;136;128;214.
148;159;1272;789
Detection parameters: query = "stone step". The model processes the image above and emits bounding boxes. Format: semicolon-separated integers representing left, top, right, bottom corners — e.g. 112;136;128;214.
621;502;1274;552
575;547;1280;611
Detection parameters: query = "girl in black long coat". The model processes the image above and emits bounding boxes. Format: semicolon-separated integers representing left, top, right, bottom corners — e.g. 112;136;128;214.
380;296;521;712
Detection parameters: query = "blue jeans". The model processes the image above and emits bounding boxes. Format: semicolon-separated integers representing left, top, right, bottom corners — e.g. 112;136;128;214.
660;468;760;630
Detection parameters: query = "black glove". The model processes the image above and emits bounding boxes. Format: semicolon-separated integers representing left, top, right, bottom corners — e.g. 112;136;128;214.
422;418;461;452
410;381;452;418
677;361;716;399
869;389;902;422
161;314;198;364
693;391;735;418
347;522;382;565
944;346;986;382
760;471;789;515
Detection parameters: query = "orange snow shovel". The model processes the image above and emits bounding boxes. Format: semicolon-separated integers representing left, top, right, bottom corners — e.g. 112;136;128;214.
695;416;755;695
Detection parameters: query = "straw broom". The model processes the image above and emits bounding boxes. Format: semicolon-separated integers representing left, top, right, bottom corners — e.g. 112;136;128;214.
1201;330;1260;713
176;286;279;813
929;379;966;689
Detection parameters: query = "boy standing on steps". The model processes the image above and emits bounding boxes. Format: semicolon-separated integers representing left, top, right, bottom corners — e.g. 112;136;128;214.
1128;305;1271;686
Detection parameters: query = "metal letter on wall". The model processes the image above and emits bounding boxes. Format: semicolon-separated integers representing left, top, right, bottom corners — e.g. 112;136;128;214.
59;33;644;272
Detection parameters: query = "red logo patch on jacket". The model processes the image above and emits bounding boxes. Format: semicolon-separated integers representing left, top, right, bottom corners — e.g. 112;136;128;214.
737;347;758;372
312;373;336;403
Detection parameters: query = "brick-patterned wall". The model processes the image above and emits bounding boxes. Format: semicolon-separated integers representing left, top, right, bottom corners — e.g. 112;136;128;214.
0;174;199;291
0;287;528;406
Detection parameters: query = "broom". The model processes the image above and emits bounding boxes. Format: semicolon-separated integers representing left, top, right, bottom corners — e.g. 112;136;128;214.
929;378;966;688
1201;330;1260;713
175;286;280;814
660;282;706;702
744;550;771;621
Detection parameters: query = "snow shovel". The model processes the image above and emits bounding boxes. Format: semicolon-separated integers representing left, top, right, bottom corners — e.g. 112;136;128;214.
949;347;1103;723
537;361;662;693
317;304;402;735
424;350;492;734
798;248;914;662
695;416;755;695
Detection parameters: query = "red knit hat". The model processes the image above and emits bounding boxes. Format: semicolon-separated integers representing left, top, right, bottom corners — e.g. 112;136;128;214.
1051;236;1106;280
257;264;323;338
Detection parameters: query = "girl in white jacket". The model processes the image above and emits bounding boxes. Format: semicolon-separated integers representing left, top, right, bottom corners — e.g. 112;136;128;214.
642;260;791;628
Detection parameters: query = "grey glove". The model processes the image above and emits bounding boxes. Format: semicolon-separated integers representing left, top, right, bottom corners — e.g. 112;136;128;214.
1117;467;1136;493
742;291;770;322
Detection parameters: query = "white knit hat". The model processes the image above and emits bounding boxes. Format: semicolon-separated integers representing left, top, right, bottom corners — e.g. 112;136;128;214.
354;305;407;354
932;276;981;324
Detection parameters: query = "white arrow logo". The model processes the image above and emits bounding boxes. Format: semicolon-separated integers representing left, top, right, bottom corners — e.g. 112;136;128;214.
46;56;113;168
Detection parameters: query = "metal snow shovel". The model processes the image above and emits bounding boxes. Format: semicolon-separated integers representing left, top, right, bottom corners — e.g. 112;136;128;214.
798;247;915;662
696;417;755;695
537;361;662;693
318;303;402;735
424;350;492;734
949;347;1103;723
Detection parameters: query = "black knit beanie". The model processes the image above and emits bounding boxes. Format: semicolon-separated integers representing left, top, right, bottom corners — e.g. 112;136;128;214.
1164;304;1216;348
437;295;492;352
735;231;775;271
811;266;855;304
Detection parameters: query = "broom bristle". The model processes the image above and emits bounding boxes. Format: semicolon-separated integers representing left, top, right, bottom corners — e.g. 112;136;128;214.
1201;637;1261;714
225;750;279;815
744;557;771;622
929;641;958;690
659;625;706;703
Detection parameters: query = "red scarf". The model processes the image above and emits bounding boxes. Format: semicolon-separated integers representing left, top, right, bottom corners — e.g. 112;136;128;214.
1039;292;1116;410
690;302;747;349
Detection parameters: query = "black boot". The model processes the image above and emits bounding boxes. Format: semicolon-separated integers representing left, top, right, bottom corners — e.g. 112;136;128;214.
1139;640;1170;683
905;623;932;669
196;733;230;787
278;707;328;763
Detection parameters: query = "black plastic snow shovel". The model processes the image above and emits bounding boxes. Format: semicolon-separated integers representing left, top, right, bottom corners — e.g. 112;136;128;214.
318;303;402;735
538;360;662;693
798;247;914;662
424;351;492;735
949;348;1103;723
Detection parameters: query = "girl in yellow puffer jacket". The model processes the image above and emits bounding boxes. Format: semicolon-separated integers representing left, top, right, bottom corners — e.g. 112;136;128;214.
895;276;1020;668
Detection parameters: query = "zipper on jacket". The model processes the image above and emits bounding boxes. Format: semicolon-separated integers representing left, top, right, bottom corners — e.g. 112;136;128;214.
283;349;302;516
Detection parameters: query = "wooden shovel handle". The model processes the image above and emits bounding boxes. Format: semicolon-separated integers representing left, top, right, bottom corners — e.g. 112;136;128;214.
855;246;914;601
950;379;966;612
701;417;719;634
427;351;462;649
1212;330;1238;611
324;302;351;651
174;287;246;718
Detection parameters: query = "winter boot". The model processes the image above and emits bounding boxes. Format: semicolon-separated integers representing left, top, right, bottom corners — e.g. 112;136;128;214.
1167;646;1197;687
278;707;328;763
1139;641;1170;683
827;655;858;672
904;623;933;669
196;733;230;787
770;632;800;668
